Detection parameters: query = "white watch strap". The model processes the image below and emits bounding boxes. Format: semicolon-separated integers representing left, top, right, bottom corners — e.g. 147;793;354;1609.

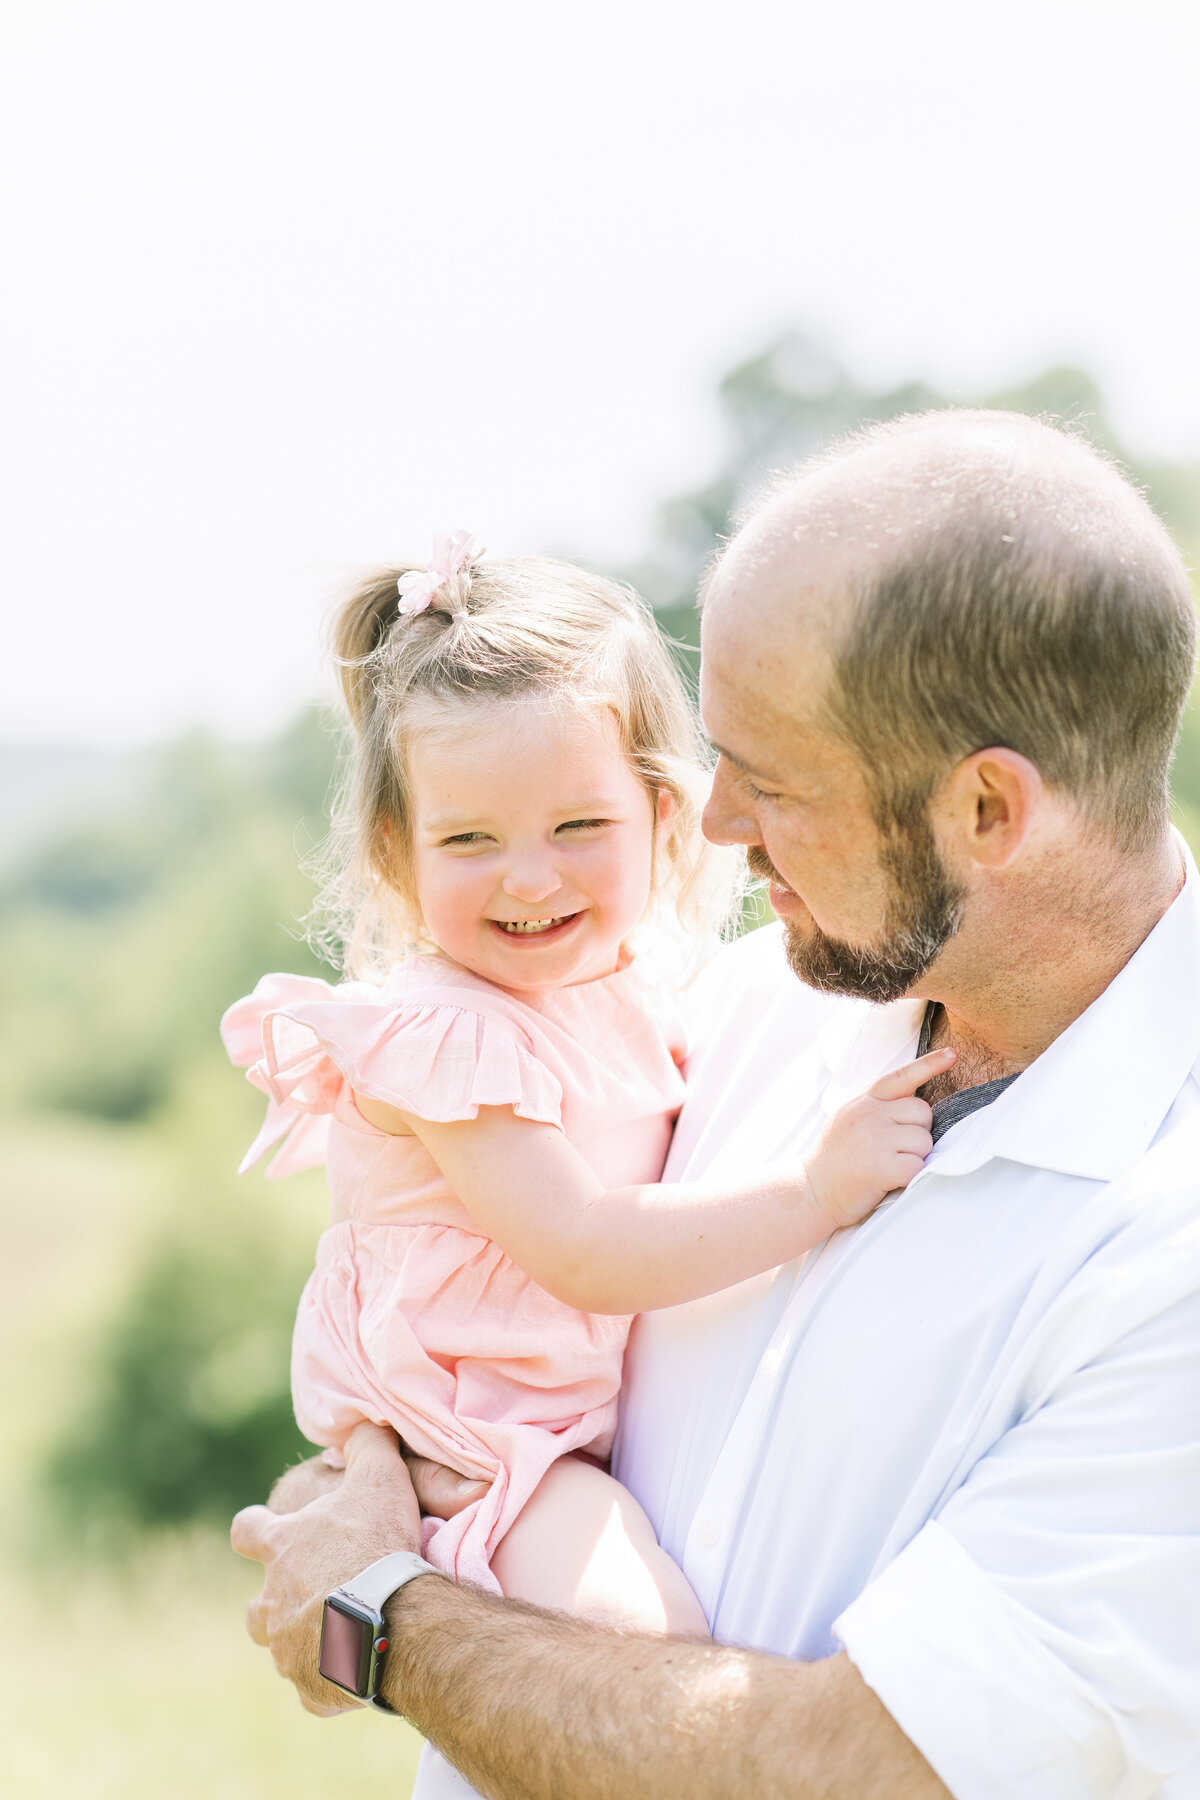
341;1550;439;1613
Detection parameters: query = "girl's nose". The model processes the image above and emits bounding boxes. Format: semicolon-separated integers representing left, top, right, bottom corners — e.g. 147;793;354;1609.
501;861;563;905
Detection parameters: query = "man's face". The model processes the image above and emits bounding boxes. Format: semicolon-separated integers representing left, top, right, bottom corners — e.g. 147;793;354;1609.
699;539;965;1005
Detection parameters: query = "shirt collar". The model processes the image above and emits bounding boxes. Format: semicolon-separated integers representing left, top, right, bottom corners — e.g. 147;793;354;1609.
816;833;1200;1184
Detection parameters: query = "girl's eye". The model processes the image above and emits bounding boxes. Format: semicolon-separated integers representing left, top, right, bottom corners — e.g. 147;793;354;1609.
441;832;491;847
557;818;608;833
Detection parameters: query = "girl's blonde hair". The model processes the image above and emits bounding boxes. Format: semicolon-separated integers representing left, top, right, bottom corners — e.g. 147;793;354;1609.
309;553;743;979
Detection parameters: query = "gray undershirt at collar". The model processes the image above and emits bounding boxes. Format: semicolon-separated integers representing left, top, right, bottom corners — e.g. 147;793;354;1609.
917;1005;1019;1144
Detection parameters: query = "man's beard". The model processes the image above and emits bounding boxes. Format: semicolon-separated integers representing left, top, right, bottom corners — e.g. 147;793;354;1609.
747;812;966;1006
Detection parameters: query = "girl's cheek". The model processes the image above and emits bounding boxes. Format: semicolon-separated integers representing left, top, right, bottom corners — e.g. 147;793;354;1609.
606;837;655;917
416;863;470;930
436;871;480;918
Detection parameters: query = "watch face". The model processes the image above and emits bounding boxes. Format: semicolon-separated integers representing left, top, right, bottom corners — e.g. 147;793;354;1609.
319;1597;371;1696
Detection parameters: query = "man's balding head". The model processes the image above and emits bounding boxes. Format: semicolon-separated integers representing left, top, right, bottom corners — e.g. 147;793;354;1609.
705;411;1196;850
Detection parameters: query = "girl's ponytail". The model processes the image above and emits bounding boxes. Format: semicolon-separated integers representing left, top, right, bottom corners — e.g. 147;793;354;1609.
331;571;408;730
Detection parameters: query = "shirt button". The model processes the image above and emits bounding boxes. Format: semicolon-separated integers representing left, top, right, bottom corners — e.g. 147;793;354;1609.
695;1518;720;1548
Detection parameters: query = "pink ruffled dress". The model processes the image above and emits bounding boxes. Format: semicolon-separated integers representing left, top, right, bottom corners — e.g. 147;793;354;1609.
221;954;686;1592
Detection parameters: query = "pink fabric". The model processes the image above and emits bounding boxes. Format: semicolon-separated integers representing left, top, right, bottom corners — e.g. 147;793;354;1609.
222;954;686;1592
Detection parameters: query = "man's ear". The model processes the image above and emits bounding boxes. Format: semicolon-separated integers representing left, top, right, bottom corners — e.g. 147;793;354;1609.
937;747;1043;870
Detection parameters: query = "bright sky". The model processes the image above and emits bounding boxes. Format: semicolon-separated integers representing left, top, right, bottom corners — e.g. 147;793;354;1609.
3;0;1198;748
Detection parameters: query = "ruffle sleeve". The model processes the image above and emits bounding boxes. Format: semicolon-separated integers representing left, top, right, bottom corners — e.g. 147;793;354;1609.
220;971;564;1178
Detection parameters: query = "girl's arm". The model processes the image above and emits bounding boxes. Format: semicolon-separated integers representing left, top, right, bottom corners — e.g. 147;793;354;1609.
354;1047;952;1314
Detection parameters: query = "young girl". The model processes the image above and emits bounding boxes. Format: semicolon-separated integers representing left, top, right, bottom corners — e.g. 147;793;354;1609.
222;531;945;1640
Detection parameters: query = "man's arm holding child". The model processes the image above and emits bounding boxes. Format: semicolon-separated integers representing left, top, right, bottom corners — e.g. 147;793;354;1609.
233;1425;949;1800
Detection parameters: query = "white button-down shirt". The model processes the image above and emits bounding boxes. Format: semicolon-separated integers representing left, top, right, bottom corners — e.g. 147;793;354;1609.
614;850;1200;1800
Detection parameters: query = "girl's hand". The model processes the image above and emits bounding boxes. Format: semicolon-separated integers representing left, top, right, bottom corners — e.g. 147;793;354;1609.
804;1047;955;1231
403;1454;492;1519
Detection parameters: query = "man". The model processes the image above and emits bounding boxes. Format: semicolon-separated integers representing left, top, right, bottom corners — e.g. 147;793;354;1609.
233;410;1200;1798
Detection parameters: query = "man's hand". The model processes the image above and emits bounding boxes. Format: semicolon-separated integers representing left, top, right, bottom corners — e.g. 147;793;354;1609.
266;1452;345;1516
230;1423;424;1714
265;1445;492;1525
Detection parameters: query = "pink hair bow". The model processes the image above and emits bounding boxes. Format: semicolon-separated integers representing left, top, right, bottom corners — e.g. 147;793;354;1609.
397;529;483;616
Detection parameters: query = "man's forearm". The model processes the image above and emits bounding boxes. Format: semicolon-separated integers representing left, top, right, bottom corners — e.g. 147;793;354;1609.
385;1575;948;1800
233;1430;947;1795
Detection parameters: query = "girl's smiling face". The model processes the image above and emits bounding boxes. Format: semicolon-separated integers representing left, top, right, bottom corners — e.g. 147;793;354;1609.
407;697;660;992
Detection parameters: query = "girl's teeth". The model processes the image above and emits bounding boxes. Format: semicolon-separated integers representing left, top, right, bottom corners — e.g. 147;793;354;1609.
500;918;562;934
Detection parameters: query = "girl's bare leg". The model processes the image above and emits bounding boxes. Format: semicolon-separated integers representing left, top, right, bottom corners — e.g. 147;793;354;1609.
489;1454;709;1637
410;1457;709;1797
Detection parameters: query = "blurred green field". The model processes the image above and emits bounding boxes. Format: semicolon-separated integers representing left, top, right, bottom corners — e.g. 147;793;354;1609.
0;1540;423;1800
0;1110;423;1798
3;341;1199;1794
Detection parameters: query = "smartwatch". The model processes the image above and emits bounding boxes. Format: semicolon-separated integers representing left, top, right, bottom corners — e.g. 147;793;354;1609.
319;1550;439;1710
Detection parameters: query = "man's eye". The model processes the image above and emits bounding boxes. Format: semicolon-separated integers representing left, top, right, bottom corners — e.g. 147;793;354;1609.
743;778;778;804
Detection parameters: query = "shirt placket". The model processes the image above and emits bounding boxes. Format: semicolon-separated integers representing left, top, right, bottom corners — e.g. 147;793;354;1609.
680;1298;804;1608
680;1001;931;1613
680;1157;947;1621
677;1223;865;1612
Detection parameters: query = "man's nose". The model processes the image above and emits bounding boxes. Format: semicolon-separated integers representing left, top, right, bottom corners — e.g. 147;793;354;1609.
501;858;563;904
701;760;759;848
